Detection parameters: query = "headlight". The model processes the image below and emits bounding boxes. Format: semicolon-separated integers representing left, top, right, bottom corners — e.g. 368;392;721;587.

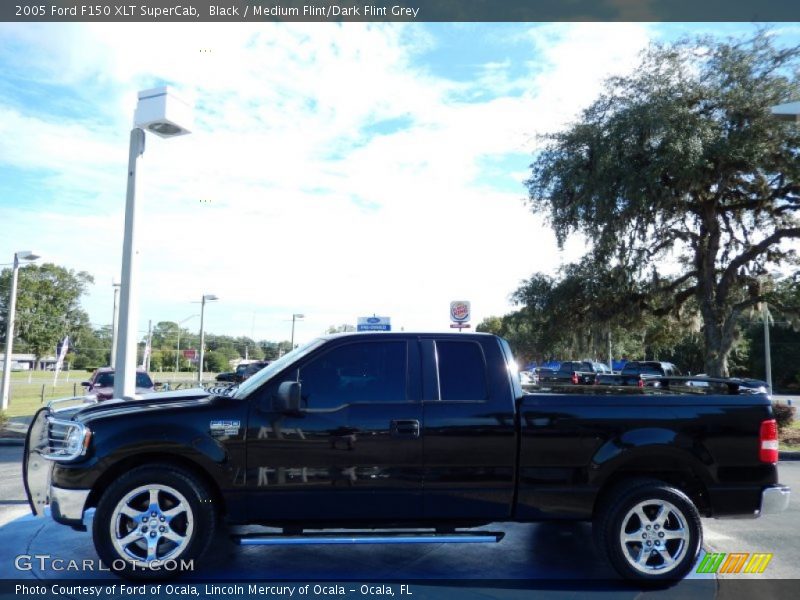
43;418;91;461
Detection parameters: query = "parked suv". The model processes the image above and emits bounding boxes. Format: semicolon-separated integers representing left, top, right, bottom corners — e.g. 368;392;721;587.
596;361;682;387
81;367;155;400
623;361;681;377
215;360;270;383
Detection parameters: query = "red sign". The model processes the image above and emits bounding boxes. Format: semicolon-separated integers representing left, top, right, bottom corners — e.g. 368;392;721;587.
450;301;471;323
183;349;197;359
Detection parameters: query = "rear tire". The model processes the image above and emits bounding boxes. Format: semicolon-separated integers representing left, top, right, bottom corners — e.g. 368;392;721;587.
92;465;217;580
594;479;702;582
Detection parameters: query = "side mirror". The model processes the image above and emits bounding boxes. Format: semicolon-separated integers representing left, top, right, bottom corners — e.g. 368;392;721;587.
276;381;302;412
81;381;91;387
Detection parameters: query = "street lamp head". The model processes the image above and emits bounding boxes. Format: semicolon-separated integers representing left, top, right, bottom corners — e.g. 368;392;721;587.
770;101;800;123
15;250;39;262
134;86;192;138
294;313;305;319
203;294;219;302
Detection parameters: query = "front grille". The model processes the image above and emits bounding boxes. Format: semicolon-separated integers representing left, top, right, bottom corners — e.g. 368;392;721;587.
42;418;90;461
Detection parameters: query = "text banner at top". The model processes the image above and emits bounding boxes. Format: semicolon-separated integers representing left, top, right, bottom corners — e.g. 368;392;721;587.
4;1;800;23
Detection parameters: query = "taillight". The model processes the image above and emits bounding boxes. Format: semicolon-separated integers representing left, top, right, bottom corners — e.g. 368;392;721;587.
637;378;644;388
760;419;779;463
571;372;579;385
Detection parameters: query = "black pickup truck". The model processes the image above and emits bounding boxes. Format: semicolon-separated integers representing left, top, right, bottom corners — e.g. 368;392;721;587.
24;332;789;582
596;361;681;387
538;360;611;385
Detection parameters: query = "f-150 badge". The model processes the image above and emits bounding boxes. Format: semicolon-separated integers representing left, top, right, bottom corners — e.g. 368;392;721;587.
209;420;241;436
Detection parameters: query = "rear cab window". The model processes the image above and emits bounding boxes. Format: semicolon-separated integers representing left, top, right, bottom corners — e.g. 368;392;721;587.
435;340;489;401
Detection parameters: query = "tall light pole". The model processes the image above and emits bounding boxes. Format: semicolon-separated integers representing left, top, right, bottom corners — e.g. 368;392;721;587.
763;302;773;394
764;100;800;393
109;281;120;368
197;295;218;384
291;313;304;349
1;250;40;410
113;87;192;400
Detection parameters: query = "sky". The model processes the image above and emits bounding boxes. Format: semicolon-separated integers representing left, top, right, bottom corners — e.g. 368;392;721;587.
0;21;798;346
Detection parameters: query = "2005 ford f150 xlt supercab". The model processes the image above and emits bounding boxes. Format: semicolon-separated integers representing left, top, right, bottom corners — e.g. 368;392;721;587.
24;332;790;582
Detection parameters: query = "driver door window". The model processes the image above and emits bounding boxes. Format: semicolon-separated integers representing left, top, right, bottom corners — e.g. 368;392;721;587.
299;341;407;409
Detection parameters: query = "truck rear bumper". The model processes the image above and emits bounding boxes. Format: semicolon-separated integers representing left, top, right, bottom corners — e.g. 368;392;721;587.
760;485;790;515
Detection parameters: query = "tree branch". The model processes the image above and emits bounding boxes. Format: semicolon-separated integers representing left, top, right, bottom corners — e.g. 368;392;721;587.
718;228;800;300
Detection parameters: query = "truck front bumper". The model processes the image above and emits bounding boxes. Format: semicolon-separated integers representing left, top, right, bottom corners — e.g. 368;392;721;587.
760;485;791;515
50;485;91;526
24;405;93;528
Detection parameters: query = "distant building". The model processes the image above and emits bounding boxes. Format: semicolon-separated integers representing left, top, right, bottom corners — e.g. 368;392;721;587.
0;353;57;371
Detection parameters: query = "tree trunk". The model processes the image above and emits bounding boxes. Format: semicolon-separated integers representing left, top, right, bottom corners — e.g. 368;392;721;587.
699;301;737;377
697;202;731;377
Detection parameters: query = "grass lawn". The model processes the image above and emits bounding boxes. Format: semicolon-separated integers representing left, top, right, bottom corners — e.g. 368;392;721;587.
1;370;213;419
779;414;800;452
2;371;89;418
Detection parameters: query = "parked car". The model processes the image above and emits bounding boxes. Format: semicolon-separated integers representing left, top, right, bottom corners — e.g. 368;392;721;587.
25;332;789;583
81;367;155;400
215;360;270;383
519;370;538;388
596;361;681;387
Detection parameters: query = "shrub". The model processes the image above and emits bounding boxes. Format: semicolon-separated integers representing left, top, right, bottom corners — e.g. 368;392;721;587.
773;404;796;432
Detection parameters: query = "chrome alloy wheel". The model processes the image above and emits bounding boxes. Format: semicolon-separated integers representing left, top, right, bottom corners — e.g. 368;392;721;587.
619;499;690;575
110;484;194;566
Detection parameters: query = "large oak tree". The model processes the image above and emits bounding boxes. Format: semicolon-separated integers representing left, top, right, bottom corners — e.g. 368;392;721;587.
0;263;94;367
526;33;800;376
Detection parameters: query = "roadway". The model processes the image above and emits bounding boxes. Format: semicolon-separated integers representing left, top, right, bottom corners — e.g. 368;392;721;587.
0;446;797;599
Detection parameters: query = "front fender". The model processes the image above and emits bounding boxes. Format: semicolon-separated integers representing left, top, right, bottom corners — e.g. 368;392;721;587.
51;423;234;492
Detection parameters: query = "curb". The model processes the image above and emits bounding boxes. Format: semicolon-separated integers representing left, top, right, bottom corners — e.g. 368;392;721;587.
0;438;24;446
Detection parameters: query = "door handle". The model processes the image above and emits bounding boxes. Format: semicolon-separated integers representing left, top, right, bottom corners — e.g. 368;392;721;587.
391;419;420;438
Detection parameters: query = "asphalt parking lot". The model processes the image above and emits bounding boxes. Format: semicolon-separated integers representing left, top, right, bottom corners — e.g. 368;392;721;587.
1;446;797;599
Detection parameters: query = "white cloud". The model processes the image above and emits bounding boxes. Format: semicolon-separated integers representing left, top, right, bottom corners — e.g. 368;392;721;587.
0;22;655;343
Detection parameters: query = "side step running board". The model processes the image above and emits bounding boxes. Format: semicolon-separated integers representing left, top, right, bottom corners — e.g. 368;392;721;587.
233;531;504;546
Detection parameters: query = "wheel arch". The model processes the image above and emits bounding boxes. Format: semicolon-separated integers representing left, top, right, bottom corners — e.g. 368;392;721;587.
591;447;712;518
85;453;227;517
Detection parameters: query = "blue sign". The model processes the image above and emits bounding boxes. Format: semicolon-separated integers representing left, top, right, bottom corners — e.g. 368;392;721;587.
357;316;391;331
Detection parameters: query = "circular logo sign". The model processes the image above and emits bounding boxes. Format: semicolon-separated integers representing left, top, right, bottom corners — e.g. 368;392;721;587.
450;301;471;323
367;317;381;324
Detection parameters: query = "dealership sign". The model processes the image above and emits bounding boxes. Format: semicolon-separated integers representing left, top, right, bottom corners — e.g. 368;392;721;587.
357;316;391;331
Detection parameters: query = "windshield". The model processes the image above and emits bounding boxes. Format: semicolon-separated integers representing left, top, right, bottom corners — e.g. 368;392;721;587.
95;373;114;387
232;338;326;399
94;372;153;387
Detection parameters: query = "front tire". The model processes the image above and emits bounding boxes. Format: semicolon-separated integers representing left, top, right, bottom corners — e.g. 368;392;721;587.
594;479;702;582
92;465;217;580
